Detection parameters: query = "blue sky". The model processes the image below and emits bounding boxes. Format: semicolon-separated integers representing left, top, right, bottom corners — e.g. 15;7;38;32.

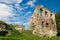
0;0;60;29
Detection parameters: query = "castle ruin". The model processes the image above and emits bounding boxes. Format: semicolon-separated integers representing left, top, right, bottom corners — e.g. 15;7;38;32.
29;5;57;37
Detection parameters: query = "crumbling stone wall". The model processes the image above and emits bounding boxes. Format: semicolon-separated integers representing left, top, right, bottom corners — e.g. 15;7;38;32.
15;25;24;31
29;5;57;37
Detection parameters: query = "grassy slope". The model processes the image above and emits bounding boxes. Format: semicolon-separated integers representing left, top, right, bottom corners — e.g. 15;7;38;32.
0;30;60;40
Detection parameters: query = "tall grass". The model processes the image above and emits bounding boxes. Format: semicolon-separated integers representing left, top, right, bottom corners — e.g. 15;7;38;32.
0;30;60;40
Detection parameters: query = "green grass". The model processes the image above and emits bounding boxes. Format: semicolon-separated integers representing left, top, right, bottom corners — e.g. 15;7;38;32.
0;30;60;40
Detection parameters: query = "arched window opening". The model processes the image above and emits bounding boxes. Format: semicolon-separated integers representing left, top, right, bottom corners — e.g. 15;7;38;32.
32;23;35;30
40;8;43;16
45;11;47;15
50;14;52;17
46;23;48;25
51;19;54;24
42;21;44;29
52;22;54;24
40;8;43;11
46;23;49;27
42;21;44;25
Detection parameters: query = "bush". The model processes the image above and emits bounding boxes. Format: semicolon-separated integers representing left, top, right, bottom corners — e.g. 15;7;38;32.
0;31;8;36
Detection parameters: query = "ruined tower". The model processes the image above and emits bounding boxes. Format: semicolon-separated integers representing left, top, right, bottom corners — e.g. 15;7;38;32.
29;5;57;37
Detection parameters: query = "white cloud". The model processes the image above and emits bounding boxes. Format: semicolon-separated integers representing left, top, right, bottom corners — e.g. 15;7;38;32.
41;5;44;7
0;0;22;4
16;0;22;3
23;22;29;26
0;0;23;13
0;0;33;29
0;4;14;22
26;0;36;7
23;11;32;17
0;0;23;24
0;4;14;17
23;21;29;30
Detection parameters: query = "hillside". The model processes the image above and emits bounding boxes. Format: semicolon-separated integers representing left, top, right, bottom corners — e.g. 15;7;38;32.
0;30;60;40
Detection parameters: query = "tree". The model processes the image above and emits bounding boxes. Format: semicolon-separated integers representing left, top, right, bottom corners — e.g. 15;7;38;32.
0;21;9;36
0;21;20;36
55;11;60;36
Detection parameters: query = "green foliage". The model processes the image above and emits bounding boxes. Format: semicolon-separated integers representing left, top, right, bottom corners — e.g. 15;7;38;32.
0;21;7;25
0;17;60;40
0;21;9;36
0;30;60;40
0;21;19;36
55;11;60;36
0;31;8;36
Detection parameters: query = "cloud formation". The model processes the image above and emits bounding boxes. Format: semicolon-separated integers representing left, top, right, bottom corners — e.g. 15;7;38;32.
0;0;22;4
26;0;36;7
0;4;14;17
0;0;37;29
0;4;14;22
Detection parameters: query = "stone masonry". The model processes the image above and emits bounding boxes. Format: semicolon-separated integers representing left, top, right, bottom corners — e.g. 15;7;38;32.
29;5;57;37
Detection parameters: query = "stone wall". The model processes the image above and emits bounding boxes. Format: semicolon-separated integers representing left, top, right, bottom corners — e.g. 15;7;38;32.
29;5;57;37
15;25;24;31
